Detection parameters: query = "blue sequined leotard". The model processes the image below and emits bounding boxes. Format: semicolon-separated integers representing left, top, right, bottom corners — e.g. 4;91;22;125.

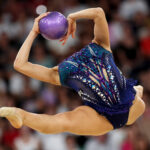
58;43;137;129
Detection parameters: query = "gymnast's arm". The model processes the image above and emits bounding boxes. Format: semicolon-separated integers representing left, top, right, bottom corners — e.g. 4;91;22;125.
61;8;111;51
14;13;61;86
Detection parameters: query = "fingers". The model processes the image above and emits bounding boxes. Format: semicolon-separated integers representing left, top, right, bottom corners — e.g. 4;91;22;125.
61;36;68;45
72;22;76;39
59;38;64;42
59;29;71;45
60;29;75;45
35;12;50;22
59;16;76;45
72;30;75;38
59;30;75;45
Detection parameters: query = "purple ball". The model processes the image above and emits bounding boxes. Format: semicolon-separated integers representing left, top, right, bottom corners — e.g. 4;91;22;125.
39;11;68;40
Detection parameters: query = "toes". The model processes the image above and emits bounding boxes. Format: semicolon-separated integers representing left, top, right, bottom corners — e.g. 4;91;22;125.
134;85;144;98
0;107;12;117
139;85;143;92
0;107;23;128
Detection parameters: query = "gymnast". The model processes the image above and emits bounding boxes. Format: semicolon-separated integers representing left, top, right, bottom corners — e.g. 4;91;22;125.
0;8;145;135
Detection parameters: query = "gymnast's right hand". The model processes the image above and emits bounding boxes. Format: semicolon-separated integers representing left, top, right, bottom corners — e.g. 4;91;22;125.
59;15;76;45
32;12;50;34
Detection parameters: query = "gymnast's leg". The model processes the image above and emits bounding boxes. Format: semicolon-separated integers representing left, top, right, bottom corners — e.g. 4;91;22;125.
0;106;113;136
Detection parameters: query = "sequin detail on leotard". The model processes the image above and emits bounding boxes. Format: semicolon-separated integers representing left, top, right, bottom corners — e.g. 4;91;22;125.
58;43;137;129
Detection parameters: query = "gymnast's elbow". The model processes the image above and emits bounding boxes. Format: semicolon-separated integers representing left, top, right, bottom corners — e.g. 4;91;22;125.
13;59;25;71
95;7;105;18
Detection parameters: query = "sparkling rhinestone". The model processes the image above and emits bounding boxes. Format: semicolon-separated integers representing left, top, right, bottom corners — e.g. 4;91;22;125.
98;92;101;95
100;93;104;97
108;66;111;69
92;85;96;89
103;96;106;100
110;75;114;80
96;88;99;91
107;102;110;105
88;80;91;83
83;78;86;82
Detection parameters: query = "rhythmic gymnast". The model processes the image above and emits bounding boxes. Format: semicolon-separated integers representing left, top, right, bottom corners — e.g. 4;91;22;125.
0;8;145;135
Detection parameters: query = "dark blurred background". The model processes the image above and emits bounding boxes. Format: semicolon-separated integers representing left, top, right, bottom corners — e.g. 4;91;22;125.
0;0;150;150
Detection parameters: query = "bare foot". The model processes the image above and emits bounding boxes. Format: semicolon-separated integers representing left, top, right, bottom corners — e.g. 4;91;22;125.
0;107;23;128
134;85;143;98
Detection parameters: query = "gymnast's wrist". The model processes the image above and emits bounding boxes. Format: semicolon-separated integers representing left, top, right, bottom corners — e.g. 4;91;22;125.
68;14;76;21
30;30;39;37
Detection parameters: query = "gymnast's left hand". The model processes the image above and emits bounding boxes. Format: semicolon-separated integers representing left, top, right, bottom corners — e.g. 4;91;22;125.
59;15;76;45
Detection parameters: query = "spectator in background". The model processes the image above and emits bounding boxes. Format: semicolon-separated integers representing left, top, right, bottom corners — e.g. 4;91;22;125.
2;124;19;149
140;25;150;57
32;43;55;68
66;135;79;150
119;0;148;20
121;127;136;150
109;11;124;48
85;135;109;150
14;127;41;150
134;134;150;150
36;132;67;150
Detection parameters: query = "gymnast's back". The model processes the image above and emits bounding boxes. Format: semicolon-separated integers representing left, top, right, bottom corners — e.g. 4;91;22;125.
58;42;145;129
54;8;145;129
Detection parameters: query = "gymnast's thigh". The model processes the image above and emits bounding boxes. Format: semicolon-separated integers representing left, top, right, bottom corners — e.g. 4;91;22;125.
65;106;114;136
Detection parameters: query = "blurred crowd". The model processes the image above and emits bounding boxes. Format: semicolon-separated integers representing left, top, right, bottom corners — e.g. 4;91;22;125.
0;0;150;150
